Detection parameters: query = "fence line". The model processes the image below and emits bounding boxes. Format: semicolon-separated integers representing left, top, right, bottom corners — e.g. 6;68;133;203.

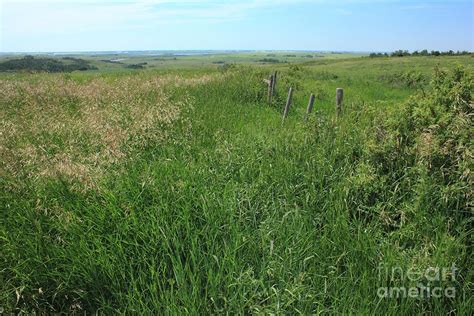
264;71;344;122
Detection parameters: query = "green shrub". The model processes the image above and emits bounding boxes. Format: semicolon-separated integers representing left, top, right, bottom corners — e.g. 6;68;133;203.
371;66;473;218
125;63;147;69
258;58;280;63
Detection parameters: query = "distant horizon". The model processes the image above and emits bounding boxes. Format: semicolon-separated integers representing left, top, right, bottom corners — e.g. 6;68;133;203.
1;49;367;55
1;0;472;53
1;48;471;56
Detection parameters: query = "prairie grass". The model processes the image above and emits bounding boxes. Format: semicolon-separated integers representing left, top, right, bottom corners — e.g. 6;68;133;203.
0;74;214;190
0;56;472;314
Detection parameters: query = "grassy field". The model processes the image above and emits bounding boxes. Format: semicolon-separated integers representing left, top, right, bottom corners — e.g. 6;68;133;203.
1;54;473;314
0;51;365;72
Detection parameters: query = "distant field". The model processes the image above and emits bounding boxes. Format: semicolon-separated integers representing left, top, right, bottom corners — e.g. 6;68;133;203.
0;54;472;313
0;51;366;72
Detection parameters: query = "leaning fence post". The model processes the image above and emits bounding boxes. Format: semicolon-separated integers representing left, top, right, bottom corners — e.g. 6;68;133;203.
304;93;315;122
336;88;343;116
267;74;274;103
282;87;293;122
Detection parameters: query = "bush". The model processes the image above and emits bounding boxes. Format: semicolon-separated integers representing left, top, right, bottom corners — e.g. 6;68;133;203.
371;66;473;218
258;58;280;63
125;63;147;69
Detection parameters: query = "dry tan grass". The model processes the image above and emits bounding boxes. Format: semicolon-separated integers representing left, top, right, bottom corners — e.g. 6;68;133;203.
0;74;210;189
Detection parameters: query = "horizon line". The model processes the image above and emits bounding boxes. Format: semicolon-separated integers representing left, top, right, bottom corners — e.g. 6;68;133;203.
2;49;471;55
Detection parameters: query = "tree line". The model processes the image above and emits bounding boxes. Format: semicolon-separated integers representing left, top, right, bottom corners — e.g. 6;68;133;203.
0;55;97;72
370;50;471;58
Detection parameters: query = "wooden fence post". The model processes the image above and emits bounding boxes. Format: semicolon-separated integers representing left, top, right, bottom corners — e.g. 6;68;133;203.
336;88;343;116
268;74;274;103
304;93;315;122
272;71;277;93
282;87;293;122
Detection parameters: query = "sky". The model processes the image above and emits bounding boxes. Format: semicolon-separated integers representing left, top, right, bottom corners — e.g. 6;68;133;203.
0;0;473;52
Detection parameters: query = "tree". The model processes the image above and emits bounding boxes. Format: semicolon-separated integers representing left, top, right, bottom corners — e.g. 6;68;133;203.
420;49;429;56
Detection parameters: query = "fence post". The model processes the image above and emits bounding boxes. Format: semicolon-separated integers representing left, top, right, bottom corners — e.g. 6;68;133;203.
304;93;315;122
268;74;274;103
272;71;277;94
336;88;343;116
282;87;293;122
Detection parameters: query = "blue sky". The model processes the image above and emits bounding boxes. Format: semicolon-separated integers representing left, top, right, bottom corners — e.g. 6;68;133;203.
0;0;472;52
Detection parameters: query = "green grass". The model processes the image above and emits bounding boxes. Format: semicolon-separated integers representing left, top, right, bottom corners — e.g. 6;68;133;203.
1;55;473;314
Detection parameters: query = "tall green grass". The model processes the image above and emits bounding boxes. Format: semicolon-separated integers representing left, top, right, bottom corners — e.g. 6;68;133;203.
1;56;472;314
